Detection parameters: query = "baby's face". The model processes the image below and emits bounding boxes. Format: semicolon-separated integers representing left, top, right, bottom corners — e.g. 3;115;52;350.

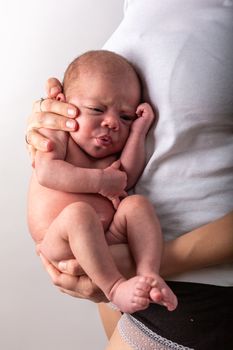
68;71;140;158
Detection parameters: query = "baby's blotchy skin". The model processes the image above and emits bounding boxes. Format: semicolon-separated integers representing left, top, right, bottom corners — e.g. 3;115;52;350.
40;195;178;313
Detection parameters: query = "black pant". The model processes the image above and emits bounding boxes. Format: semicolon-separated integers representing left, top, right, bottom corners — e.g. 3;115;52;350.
132;282;233;350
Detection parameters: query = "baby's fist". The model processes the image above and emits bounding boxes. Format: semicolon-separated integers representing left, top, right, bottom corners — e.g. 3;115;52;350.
132;103;155;135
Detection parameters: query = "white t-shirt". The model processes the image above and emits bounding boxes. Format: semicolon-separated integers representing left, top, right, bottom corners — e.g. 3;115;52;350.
104;0;233;286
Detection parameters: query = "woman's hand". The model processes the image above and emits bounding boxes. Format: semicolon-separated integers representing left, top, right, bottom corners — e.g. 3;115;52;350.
40;254;108;303
26;78;79;165
40;244;135;303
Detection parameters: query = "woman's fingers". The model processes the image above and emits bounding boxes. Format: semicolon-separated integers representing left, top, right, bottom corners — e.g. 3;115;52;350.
40;254;107;302
29;146;36;167
25;77;78;159
27;129;51;152
40;253;58;273
29;111;78;132
40;254;77;291
27;128;52;152
46;77;62;98
59;278;107;303
26;98;79;158
33;98;78;120
58;259;82;276
41;99;78;119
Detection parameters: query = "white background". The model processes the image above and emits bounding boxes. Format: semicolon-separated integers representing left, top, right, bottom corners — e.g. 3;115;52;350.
0;1;124;349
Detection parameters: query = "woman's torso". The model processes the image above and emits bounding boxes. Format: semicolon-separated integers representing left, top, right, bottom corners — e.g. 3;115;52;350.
104;0;233;285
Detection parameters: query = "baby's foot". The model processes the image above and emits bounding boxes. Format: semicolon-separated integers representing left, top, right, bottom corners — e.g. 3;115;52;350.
109;276;153;313
148;274;178;311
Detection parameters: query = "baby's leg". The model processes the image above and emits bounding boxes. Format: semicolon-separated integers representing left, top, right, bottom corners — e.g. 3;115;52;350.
40;202;125;299
106;195;178;312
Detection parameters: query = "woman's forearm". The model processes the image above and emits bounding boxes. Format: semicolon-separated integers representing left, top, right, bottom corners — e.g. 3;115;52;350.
160;211;233;278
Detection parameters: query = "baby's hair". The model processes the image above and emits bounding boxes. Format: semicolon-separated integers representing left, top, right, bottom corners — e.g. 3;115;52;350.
63;50;141;97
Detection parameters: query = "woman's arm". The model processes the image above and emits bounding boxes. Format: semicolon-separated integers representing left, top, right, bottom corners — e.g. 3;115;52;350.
160;210;233;278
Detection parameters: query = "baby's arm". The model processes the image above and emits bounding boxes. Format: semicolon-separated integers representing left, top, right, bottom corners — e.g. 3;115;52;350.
120;103;155;189
35;128;100;193
35;129;127;197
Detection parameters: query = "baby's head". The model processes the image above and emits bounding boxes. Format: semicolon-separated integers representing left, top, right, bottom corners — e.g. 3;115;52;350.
61;50;142;158
63;50;141;101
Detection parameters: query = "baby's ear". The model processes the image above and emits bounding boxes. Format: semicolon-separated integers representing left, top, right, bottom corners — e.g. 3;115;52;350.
56;93;66;102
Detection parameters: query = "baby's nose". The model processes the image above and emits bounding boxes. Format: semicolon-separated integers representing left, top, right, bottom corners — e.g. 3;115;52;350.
101;115;119;131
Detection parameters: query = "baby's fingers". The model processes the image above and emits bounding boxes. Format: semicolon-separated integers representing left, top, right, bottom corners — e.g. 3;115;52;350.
120;191;128;199
111;197;121;210
111;159;121;170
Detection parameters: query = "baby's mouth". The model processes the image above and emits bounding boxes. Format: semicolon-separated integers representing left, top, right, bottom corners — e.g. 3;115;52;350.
96;135;113;146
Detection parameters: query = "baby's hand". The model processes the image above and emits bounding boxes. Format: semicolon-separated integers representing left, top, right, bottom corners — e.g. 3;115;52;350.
132;102;155;135
99;160;127;203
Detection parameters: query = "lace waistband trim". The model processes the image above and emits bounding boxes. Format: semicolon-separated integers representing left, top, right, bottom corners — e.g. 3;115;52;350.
118;314;194;350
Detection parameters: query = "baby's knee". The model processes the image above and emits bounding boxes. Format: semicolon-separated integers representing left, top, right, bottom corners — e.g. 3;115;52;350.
62;201;97;222
60;202;103;243
120;194;151;211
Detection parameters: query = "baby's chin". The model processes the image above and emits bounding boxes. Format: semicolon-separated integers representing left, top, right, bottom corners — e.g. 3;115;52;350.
80;145;117;160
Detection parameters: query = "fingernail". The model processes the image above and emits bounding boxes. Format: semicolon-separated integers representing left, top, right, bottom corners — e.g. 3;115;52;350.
151;280;158;287
68;108;76;116
66;120;76;129
58;261;67;271
41;140;49;149
50;87;60;96
41;139;53;151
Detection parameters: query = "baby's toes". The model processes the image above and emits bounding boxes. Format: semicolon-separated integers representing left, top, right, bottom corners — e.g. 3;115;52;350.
136;277;152;293
134;287;149;298
161;288;178;311
132;295;150;310
150;287;163;303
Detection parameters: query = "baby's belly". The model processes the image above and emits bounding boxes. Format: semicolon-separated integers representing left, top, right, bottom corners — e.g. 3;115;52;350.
28;176;115;243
